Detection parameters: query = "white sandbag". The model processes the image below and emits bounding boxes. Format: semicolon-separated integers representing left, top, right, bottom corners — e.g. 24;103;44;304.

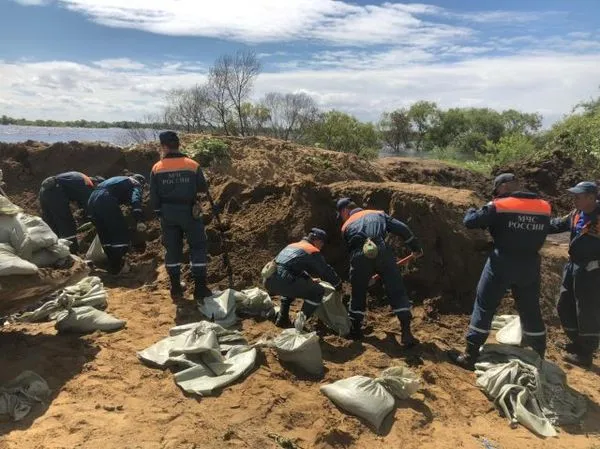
239;287;274;317
0;243;39;276
321;366;421;431
198;289;238;328
272;329;324;376
55;305;126;333
16;213;58;255
174;346;257;396
138;333;189;367
169;321;246;344
0;371;50;421
0;215;27;250
29;239;72;267
85;234;107;263
0;195;22;216
315;282;351;336
492;315;522;346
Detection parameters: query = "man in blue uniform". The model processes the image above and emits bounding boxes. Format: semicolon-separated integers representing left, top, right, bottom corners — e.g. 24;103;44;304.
88;174;146;275
336;198;422;345
150;131;212;301
39;171;104;253
450;173;552;370
549;181;600;368
265;228;342;328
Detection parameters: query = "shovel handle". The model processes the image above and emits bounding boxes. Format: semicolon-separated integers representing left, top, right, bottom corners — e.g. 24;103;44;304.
371;254;416;283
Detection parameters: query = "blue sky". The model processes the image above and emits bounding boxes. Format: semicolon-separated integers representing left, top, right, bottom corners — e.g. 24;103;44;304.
1;0;600;123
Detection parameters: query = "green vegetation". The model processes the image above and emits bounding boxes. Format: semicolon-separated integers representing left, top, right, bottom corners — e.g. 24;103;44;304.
183;138;231;167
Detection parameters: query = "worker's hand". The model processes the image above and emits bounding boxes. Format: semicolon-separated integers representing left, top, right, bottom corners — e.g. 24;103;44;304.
335;282;343;292
136;222;147;233
411;250;424;259
312;277;322;284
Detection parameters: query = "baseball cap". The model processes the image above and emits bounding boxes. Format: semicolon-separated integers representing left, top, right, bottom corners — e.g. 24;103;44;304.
567;181;598;195
493;173;516;194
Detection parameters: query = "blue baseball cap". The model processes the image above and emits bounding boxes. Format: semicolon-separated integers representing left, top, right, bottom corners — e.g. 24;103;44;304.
132;174;146;185
336;198;353;211
309;227;328;241
493;173;516;194
568;181;597;195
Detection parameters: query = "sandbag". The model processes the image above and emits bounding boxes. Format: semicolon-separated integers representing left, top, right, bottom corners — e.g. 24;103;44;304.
0;243;39;276
239;287;275;317
55;305;126;333
0;215;27;251
272;329;324;376
0;371;50;421
29;239;72;267
198;289;239;328
492;315;522;346
0;195;21;216
16;213;58;255
315;282;350;336
85;234;107;263
320;366;421;431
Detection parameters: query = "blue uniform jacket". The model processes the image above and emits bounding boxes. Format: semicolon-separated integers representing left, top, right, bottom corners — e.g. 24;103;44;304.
549;203;600;264
96;176;144;221
275;239;341;287
464;192;551;256
54;171;95;214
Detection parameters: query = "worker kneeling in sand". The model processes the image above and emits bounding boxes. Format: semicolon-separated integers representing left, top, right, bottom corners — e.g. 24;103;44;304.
265;228;342;328
450;173;551;370
336;198;422;345
88;174;146;275
150;131;212;301
39;171;104;253
548;181;600;368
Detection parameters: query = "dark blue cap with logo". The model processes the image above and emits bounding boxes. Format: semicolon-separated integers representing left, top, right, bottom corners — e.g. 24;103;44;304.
568;181;598;195
309;228;328;241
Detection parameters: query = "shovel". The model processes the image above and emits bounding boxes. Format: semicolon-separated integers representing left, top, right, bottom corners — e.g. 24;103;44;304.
369;254;416;286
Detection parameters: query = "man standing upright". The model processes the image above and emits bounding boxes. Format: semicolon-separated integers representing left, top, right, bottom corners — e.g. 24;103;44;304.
549;181;600;368
39;171;104;253
150;131;212;301
336;198;422;345
450;173;552;370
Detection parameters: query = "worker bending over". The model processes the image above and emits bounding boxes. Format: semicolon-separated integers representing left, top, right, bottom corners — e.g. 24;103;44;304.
549;181;600;368
450;173;551;370
88;174;146;275
336;198;422;345
150;131;212;301
39;171;104;253
266;228;341;328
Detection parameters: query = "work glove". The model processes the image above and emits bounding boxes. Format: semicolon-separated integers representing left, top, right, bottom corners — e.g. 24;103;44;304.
411;249;424;259
136;222;147;233
312;277;322;284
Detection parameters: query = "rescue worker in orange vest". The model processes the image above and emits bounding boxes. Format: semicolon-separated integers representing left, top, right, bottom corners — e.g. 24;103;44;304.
149;131;212;301
39;172;104;253
450;173;552;370
548;181;600;368
265;228;342;328
336;198;422;344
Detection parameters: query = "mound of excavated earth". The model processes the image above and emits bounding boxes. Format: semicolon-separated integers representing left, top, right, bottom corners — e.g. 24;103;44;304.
0;137;598;449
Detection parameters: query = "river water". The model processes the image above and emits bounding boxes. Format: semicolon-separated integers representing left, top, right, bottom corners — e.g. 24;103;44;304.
0;124;158;145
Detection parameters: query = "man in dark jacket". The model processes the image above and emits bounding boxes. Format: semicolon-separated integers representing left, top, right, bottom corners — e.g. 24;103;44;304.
88;174;146;275
39;172;104;253
450;173;552;370
549;181;600;368
150;131;212;301
336;198;422;345
265;228;341;328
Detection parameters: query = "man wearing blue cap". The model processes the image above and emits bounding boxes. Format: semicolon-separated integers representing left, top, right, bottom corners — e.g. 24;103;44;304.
549;181;600;367
39;171;104;253
265;228;341;328
88;173;146;275
150;131;212;301
449;173;552;370
336;198;422;344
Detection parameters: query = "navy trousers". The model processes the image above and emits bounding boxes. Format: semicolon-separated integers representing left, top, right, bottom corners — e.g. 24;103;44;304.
39;177;79;253
265;269;325;318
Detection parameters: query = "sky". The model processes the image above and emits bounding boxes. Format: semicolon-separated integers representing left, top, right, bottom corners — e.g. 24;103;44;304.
1;0;600;125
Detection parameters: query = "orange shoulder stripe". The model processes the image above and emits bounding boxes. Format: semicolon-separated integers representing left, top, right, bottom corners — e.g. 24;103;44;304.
493;197;551;216
289;241;320;254
152;157;199;174
341;209;383;232
81;173;93;187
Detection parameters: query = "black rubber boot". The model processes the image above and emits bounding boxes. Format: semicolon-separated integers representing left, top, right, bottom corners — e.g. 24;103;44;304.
563;352;593;368
348;319;364;341
399;316;419;348
275;312;292;328
169;275;185;300
194;279;213;303
448;344;480;371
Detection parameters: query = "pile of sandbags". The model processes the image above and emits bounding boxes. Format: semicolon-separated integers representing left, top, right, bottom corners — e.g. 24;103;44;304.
138;321;257;397
198;288;276;327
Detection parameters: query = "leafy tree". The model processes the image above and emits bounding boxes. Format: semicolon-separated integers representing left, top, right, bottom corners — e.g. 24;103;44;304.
378;109;412;153
407;101;438;151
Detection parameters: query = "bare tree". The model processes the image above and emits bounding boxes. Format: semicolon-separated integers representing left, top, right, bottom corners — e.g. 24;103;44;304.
121;113;164;145
261;92;319;141
210;50;261;136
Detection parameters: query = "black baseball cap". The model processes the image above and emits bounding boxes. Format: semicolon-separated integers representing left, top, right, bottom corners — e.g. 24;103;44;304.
159;131;180;147
493;173;516;194
568;181;598;195
309;228;328;241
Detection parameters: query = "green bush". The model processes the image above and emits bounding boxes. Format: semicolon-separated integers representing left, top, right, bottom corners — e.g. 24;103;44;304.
482;133;538;165
184;138;231;167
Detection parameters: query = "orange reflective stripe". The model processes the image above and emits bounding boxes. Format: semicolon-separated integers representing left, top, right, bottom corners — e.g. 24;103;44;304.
152;157;199;174
80;173;93;187
493;197;551;216
572;211;580;230
341;209;383;232
289;241;320;254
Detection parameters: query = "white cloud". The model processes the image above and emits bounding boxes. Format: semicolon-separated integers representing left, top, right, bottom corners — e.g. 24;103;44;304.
93;58;146;70
1;53;599;125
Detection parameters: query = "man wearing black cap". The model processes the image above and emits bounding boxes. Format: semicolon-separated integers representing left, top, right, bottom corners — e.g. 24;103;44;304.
39;171;104;253
336;198;422;344
150;131;212;301
548;181;600;367
87;174;146;274
450;173;552;370
265;228;341;328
